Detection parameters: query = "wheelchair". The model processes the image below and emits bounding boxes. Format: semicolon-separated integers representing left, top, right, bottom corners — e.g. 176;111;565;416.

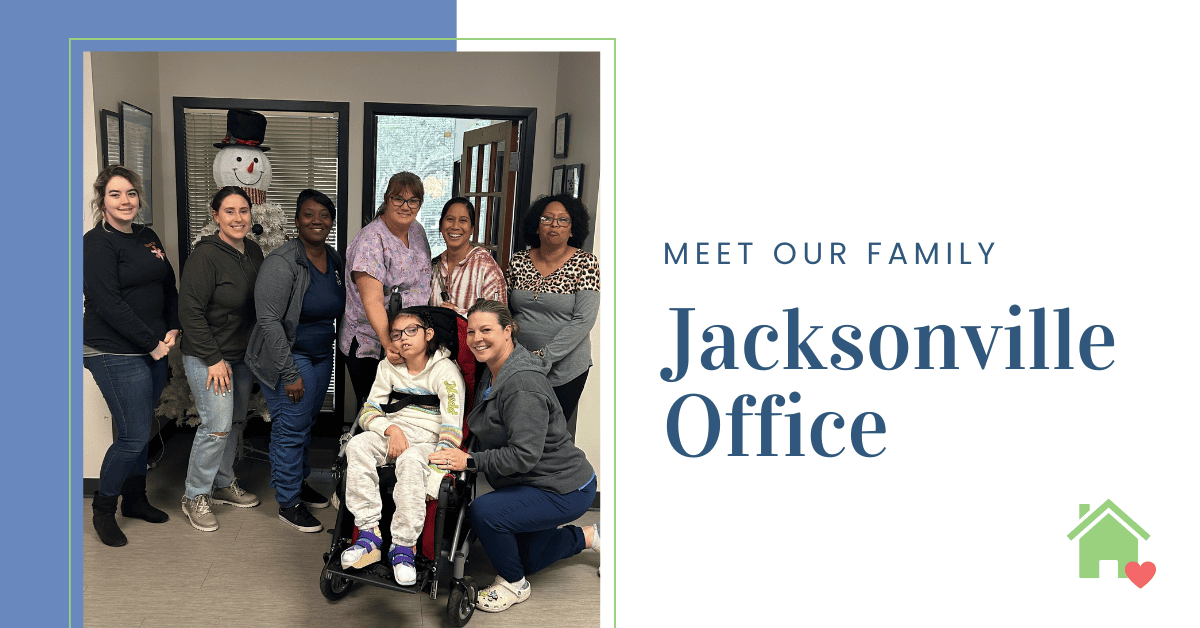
318;306;483;627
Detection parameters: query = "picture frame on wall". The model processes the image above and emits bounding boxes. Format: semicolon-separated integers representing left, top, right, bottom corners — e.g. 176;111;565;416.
554;112;570;158
120;101;154;225
551;165;565;195
564;163;584;199
99;109;122;168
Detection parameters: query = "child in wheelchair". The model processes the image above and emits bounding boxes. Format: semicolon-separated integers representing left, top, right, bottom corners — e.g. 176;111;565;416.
340;307;466;585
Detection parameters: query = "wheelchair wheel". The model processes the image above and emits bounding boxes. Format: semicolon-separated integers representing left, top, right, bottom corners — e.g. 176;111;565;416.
446;576;477;626
319;566;353;601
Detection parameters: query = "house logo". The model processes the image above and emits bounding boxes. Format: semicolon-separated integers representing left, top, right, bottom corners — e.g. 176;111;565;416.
1066;499;1155;588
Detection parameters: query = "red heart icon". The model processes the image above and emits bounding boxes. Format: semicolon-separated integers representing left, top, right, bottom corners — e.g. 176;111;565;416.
1124;561;1156;588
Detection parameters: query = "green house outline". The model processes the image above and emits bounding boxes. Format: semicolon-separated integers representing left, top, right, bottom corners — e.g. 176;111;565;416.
1066;500;1150;578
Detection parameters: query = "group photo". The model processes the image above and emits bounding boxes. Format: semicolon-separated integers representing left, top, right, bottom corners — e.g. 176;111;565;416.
79;50;604;627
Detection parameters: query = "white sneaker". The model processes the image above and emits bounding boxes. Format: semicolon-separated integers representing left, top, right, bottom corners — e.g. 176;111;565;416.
390;544;416;585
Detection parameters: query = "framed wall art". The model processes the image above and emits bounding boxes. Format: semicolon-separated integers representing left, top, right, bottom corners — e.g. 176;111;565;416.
99;109;122;168
563;163;584;199
551;165;565;195
120;101;154;225
554;112;570;158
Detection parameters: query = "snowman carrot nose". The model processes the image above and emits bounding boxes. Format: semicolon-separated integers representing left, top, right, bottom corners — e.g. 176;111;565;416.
247;160;255;174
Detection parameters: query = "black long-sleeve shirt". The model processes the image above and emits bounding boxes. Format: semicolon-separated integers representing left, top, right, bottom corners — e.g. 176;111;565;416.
82;223;180;354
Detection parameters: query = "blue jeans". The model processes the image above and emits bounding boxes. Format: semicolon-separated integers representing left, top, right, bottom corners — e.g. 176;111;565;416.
84;354;169;497
470;477;596;582
259;352;333;508
182;354;253;499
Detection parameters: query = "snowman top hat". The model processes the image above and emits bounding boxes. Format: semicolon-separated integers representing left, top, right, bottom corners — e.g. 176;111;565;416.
213;109;271;151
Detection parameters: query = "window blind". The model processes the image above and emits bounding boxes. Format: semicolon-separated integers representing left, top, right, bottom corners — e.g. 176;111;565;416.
182;110;340;249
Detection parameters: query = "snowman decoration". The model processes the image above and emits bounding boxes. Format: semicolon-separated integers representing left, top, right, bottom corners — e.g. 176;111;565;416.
159;109;288;427
198;109;288;253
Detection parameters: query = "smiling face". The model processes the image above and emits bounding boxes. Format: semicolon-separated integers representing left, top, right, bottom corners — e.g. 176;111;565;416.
103;175;140;231
537;201;572;249
440;202;473;252
382;184;421;231
296;198;333;246
212;193;252;245
212;146;272;190
389;314;434;362
466;311;513;366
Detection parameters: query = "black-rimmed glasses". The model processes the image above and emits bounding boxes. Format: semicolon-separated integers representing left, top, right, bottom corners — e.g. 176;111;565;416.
389;325;426;342
389;195;421;209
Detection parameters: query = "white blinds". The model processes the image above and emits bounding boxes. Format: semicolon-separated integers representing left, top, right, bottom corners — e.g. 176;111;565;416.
182;110;340;250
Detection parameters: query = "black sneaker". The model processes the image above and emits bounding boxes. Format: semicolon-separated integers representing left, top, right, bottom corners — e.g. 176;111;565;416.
279;503;323;533
300;481;330;509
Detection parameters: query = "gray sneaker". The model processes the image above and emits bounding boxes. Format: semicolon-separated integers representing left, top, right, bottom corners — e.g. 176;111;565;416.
182;495;219;532
211;479;260;508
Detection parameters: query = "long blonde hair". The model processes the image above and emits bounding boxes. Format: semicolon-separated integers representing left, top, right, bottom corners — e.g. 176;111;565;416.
91;165;146;227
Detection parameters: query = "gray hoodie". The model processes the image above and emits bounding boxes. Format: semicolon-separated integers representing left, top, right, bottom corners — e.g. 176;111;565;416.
467;342;594;494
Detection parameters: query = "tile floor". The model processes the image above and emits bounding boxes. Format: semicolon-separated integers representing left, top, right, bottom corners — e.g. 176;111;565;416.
82;428;600;628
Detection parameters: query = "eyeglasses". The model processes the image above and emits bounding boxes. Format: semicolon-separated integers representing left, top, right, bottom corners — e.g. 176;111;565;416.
388;195;421;209
539;216;572;227
389;325;426;341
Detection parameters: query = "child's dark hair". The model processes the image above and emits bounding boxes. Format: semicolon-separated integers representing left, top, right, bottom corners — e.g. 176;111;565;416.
390;307;443;356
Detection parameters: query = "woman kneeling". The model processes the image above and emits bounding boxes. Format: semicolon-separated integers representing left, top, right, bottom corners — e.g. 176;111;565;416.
432;299;599;613
341;308;465;585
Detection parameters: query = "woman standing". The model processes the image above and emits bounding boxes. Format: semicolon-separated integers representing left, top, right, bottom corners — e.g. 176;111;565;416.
432;300;599;612
430;196;507;316
83;165;179;547
507;194;600;433
179;186;265;532
246;189;344;533
340;172;432;408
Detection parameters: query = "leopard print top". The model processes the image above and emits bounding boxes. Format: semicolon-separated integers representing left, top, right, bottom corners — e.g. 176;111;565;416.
507;248;601;296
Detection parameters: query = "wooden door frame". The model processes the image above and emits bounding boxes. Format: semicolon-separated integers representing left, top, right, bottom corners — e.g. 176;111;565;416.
361;103;537;255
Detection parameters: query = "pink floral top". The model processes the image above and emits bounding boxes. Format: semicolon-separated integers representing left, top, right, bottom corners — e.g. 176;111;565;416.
429;246;508;317
339;217;431;358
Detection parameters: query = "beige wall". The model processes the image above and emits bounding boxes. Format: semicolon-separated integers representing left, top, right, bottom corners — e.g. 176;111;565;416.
552;52;602;482
554;53;602;249
83;51;602;488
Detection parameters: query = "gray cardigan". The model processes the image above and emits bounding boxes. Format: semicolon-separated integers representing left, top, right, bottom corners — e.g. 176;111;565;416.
245;238;344;388
467;342;594;494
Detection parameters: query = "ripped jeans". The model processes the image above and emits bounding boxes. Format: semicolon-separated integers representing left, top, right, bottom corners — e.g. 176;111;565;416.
182;354;253;500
